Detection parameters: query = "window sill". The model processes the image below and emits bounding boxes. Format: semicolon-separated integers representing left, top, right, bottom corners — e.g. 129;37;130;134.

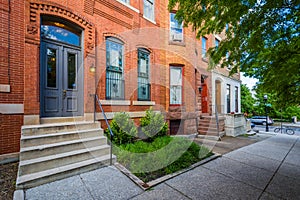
168;41;185;47
132;101;155;106
116;0;140;13
143;16;156;24
0;84;10;93
100;100;130;106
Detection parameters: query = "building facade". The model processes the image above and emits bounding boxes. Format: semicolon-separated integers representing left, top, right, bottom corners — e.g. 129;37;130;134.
0;0;241;156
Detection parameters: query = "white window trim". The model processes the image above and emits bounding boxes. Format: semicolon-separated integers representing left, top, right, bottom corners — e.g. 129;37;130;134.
100;100;130;106
170;13;184;42
214;34;222;42
143;15;156;24
96;110;161;120
132;101;155;106
170;66;183;105
202;37;208;59
143;0;155;24
116;0;140;13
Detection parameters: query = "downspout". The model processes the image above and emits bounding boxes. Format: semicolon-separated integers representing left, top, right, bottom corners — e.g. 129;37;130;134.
7;0;11;84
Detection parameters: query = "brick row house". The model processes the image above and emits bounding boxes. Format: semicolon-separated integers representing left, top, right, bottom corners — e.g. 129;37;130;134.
0;0;241;188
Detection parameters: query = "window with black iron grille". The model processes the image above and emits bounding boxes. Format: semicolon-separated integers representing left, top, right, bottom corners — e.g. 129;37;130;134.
106;37;125;100
138;49;150;101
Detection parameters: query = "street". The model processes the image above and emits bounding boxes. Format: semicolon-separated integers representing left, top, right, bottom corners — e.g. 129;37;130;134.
253;124;300;136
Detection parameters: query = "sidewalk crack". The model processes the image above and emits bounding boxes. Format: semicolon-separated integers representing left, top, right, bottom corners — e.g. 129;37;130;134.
258;137;299;199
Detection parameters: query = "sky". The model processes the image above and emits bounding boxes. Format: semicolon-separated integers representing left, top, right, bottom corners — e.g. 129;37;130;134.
240;73;258;94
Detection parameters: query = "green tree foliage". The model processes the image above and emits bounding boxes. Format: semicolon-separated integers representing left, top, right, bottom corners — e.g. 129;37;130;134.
241;84;255;115
140;108;168;141
253;85;300;121
169;0;300;106
105;112;137;145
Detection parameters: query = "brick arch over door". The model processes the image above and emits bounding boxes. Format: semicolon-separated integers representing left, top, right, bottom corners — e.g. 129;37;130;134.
27;1;95;55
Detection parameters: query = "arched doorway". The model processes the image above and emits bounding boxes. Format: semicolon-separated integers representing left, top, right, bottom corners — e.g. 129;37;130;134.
40;17;83;117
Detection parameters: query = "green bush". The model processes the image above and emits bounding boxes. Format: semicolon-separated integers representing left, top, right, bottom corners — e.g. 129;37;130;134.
105;112;137;145
140;108;168;141
114;136;213;182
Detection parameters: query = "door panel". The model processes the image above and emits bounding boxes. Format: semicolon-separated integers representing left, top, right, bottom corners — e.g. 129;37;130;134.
63;48;81;116
41;42;83;117
41;43;62;117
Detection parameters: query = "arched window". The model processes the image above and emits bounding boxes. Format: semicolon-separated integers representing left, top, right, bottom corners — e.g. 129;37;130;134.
106;37;124;99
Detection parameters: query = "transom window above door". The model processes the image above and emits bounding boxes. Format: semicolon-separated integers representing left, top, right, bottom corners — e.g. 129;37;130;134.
41;20;81;46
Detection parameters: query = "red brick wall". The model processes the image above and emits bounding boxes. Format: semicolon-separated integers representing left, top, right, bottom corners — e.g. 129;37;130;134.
0;114;23;154
0;0;25;154
0;0;24;103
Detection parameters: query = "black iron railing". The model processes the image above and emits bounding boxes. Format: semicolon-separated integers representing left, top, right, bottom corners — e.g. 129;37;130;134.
137;82;150;101
106;76;125;100
95;94;113;165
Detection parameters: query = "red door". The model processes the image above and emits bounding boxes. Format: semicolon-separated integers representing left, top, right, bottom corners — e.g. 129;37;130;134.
201;84;209;113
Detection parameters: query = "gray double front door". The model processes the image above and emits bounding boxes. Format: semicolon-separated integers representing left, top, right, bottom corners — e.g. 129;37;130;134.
40;41;83;117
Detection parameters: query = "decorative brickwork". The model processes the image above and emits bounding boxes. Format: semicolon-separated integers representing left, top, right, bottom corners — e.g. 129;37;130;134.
27;1;95;53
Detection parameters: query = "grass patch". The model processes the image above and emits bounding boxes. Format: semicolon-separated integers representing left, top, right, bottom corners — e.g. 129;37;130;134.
114;136;213;182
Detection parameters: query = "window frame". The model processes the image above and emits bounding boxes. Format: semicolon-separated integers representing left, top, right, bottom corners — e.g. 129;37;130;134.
105;37;125;100
143;0;155;21
170;66;183;105
235;86;239;113
119;0;129;4
170;12;183;42
137;48;151;101
215;38;220;49
202;37;208;59
226;84;231;113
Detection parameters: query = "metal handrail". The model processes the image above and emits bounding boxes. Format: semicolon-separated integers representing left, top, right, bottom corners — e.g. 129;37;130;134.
95;94;114;165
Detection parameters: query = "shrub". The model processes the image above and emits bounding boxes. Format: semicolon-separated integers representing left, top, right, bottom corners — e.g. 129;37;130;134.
105;112;137;145
114;136;213;182
140;108;168;141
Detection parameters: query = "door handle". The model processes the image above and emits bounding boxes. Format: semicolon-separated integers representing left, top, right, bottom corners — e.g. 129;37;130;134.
63;90;67;98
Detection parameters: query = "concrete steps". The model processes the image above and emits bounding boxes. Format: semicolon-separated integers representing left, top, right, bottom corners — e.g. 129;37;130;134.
16;121;115;189
198;116;225;137
17;155;116;189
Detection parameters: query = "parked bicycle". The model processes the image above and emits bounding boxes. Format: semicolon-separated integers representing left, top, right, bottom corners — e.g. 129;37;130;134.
274;126;295;135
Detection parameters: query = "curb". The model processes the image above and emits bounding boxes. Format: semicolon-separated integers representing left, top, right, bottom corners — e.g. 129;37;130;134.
13;190;24;200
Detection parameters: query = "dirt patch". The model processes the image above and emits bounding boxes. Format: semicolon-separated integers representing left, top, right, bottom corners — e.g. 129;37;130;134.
194;134;270;155
0;162;18;200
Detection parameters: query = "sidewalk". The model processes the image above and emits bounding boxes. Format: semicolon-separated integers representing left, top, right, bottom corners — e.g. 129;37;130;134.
18;133;299;200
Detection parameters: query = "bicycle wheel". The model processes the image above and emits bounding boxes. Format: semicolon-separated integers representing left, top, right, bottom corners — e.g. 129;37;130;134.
274;128;281;133
286;129;294;135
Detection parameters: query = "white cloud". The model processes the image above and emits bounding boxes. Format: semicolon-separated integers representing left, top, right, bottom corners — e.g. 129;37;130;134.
241;73;258;90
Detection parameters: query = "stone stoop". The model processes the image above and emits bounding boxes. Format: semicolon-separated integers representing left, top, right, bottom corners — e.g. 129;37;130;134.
16;121;116;189
198;116;226;137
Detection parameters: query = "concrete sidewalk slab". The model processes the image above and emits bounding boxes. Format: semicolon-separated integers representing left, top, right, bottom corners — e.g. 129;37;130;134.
131;183;190;200
234;142;290;161
25;166;143;200
266;173;300;199
202;157;274;189
166;166;262;200
79;166;143;200
25;175;91;200
223;150;281;172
